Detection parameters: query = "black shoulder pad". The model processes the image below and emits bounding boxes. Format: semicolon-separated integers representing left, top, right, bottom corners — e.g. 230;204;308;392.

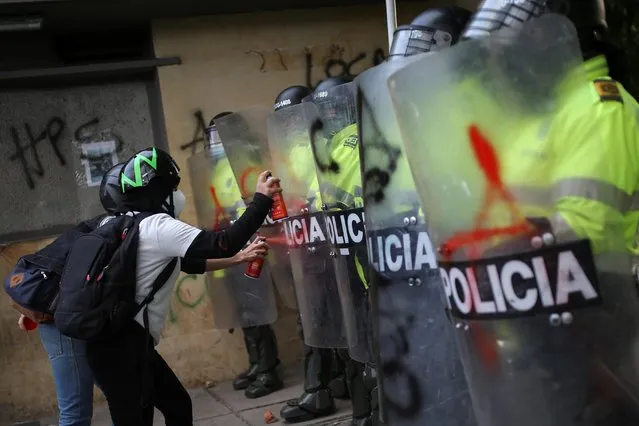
593;79;623;103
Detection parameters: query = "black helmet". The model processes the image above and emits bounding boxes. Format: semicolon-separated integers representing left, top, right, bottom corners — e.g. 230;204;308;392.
389;6;472;60
462;0;607;40
274;85;312;111
119;147;181;215
314;76;353;94
99;162;125;214
311;77;357;137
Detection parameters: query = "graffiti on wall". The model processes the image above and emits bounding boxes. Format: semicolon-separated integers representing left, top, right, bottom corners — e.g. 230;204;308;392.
168;274;209;324
179;110;209;154
243;44;386;90
304;45;386;90
3;116;124;190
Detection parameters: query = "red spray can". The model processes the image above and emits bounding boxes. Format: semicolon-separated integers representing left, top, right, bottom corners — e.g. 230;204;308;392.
245;256;265;279
270;181;288;221
245;235;267;279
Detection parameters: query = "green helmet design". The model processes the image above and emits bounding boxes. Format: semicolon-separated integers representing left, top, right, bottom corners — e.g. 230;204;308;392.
119;147;181;194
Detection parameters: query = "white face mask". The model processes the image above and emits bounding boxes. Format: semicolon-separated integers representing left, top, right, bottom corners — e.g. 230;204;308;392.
165;189;186;218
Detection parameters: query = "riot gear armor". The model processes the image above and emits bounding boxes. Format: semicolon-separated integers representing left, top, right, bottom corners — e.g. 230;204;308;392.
462;0;607;40
356;5;476;425
389;6;472;59
388;13;639;426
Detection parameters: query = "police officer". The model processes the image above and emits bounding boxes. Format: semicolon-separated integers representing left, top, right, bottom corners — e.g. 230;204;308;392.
206;113;283;399
388;1;639;425
310;76;376;426
357;6;476;426
273;85;347;423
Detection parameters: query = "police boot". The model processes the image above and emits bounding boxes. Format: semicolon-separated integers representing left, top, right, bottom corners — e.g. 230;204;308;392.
329;349;350;400
281;345;336;423
341;353;372;426
364;362;383;426
233;327;260;390
245;325;283;399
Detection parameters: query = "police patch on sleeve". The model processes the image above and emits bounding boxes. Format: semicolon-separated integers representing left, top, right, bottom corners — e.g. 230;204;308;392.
439;239;602;319
593;79;623;103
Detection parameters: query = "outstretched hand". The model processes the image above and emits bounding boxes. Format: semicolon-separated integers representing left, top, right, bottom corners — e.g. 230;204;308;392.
255;170;282;199
236;237;269;263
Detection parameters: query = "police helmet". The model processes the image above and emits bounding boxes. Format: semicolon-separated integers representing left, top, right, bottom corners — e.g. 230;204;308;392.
389;6;472;60
314;76;353;94
311;76;357;137
462;0;607;40
99;162;125;214
207;111;232;145
273;85;312;111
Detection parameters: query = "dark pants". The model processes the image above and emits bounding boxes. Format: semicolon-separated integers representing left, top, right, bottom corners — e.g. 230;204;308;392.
338;349;371;419
297;315;334;391
242;324;279;372
86;322;192;426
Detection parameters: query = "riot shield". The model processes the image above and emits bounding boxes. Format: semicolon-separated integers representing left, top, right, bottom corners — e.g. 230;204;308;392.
308;82;374;360
389;14;639;426
187;144;277;329
356;55;476;424
214;107;298;309
265;102;348;348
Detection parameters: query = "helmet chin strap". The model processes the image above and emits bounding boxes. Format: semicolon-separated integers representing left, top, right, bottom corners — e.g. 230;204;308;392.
162;191;176;218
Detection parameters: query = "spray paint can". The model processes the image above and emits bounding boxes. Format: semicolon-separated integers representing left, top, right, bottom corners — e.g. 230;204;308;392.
245;235;266;279
245;256;265;279
269;180;288;220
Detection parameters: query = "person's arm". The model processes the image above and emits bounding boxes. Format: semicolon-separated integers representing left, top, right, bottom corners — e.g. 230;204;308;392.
181;238;269;274
180;257;206;274
184;171;280;259
551;97;638;253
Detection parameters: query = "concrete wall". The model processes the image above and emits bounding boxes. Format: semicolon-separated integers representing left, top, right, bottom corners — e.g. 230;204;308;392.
0;81;155;243
0;1;480;420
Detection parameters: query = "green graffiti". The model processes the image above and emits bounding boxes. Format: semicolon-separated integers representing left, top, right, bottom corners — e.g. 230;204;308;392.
168;274;208;324
168;306;178;324
175;274;205;308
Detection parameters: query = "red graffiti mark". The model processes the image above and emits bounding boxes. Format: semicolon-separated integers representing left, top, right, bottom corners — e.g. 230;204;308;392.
439;124;533;260
209;186;229;230
240;166;260;198
439;124;535;374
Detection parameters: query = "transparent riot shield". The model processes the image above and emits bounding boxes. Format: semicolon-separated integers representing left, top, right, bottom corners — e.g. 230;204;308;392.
389;14;639;426
356;55;476;424
214;107;298;309
308;82;374;359
187;139;277;329
265;102;348;348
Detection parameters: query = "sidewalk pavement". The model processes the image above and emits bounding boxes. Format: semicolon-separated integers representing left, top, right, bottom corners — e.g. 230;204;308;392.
27;365;353;426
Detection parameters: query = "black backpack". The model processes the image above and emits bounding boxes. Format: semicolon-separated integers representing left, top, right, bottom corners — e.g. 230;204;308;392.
3;215;106;323
54;212;177;341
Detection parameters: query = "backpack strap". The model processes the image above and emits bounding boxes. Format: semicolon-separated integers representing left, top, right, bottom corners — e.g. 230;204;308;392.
138;256;177;409
137;257;178;317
